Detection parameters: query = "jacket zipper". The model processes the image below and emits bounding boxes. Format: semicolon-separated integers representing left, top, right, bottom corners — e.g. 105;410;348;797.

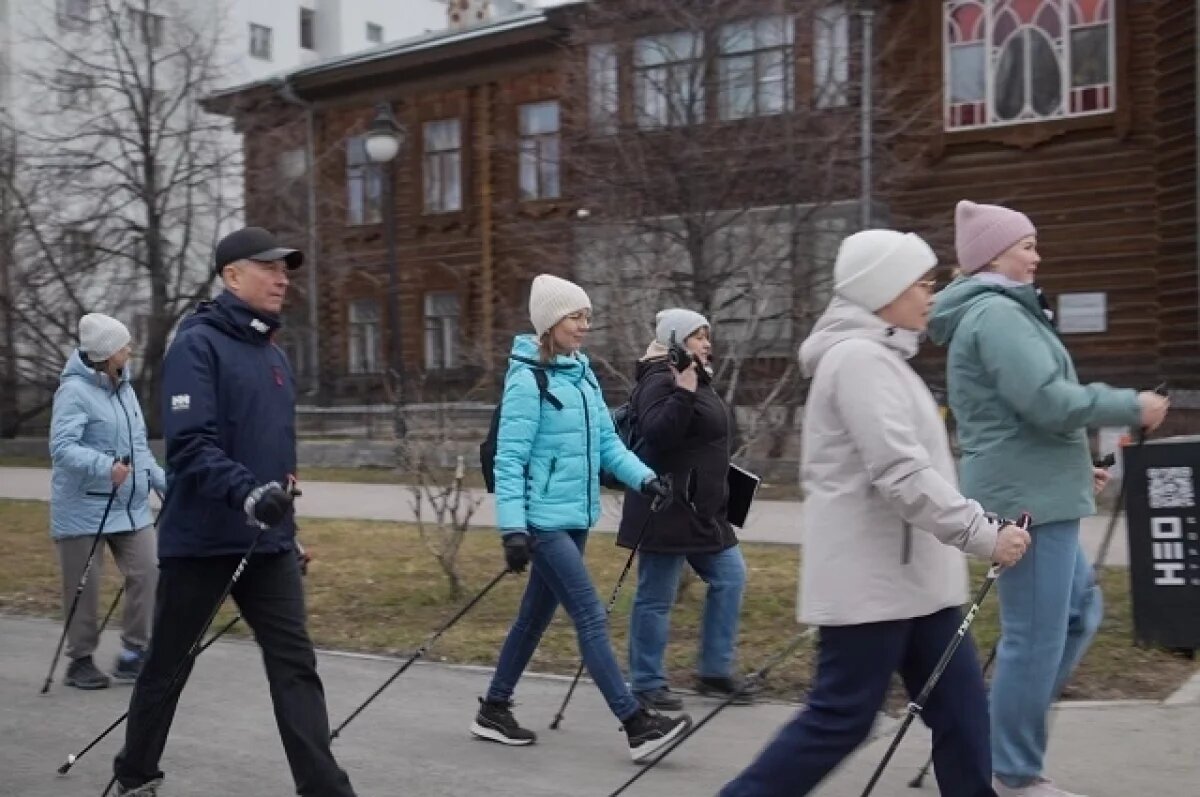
544;457;557;494
576;382;594;525
114;386;137;528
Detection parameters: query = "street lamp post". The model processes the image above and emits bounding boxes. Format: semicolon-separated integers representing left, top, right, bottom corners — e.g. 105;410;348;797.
364;102;406;438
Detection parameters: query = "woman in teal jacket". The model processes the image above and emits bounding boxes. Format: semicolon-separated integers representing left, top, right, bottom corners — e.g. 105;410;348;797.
49;313;166;690
929;202;1169;797
470;274;692;763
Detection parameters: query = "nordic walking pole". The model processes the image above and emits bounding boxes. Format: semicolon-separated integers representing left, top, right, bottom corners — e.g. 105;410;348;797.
41;464;126;695
549;476;672;730
863;514;1031;797
330;568;510;741
57;613;242;775
607;627;817;797
98;481;296;797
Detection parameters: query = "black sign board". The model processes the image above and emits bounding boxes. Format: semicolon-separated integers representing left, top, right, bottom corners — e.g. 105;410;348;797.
1123;436;1200;650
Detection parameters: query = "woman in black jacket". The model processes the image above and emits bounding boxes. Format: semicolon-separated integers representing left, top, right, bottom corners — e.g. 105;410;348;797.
618;308;755;711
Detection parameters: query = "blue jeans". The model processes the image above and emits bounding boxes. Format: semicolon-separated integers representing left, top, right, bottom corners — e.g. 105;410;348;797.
990;519;1103;788
486;530;640;722
629;546;747;692
720;607;993;797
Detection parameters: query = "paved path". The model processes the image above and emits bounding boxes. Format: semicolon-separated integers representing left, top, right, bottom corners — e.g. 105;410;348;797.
2;615;1196;796
0;467;1132;565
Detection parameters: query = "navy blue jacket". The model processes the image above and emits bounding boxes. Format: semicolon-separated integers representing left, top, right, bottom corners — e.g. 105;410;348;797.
157;291;297;558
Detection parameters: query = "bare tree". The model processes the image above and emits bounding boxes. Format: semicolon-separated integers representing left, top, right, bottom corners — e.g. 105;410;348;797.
409;453;483;599
0;0;241;435
553;0;931;467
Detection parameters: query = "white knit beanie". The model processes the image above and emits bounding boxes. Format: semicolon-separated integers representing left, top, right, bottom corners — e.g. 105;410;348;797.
79;313;131;361
655;308;709;346
529;274;591;337
833;230;938;311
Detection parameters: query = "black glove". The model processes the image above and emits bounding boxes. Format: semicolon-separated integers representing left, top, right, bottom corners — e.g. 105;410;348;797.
640;476;672;508
502;532;532;574
243;482;291;529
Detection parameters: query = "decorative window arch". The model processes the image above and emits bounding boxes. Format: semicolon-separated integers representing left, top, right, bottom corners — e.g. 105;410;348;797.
944;0;1115;131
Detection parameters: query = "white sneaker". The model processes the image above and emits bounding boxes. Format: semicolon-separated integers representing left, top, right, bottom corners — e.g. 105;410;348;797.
993;776;1088;797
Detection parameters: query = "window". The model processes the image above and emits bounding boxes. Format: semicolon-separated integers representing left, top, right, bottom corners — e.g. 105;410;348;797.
814;4;850;109
347;299;382;374
634;32;705;128
60;225;96;270
250;23;273;60
719;16;795;120
518;101;560;201
57;0;91;31
278;148;306;182
57;70;94;109
944;0;1116;131
423;119;462;213
424;292;461;370
587;44;619;134
300;8;315;50
127;6;165;48
346;136;383;225
366;22;384;44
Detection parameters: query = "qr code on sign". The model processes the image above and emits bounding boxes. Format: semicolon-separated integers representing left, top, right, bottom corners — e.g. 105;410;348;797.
1147;467;1196;509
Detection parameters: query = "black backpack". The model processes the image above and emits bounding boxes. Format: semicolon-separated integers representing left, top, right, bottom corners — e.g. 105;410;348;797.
598;387;641;491
480;368;563;494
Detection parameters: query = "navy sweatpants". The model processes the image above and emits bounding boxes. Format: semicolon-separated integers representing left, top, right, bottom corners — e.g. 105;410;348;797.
720;607;995;797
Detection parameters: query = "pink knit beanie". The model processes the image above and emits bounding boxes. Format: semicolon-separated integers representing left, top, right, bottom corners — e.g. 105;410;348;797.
954;200;1037;274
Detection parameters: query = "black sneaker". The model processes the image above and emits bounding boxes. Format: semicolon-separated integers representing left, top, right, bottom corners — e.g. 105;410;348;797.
696;675;760;705
65;656;111;690
623;708;692;763
470;698;537;746
634;686;684;712
112;649;145;684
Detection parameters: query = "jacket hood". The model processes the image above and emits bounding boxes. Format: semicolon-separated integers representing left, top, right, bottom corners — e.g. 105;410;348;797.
634;353;671;382
927;276;1042;346
506;334;589;383
177;290;281;345
60;348;128;389
799;296;922;377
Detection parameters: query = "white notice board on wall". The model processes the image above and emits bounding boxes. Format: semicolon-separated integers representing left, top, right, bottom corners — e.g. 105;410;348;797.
1057;292;1108;334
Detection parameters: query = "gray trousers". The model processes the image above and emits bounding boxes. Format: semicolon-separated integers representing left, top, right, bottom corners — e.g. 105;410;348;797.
56;526;157;660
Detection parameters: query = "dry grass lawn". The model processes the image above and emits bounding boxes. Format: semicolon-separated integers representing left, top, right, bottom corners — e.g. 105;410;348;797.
1;499;1193;703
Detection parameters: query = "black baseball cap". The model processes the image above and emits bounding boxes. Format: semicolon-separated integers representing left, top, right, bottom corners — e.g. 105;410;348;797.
214;227;303;276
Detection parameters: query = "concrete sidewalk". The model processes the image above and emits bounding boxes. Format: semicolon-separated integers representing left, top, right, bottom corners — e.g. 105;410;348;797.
2;615;1196;796
0;466;1133;565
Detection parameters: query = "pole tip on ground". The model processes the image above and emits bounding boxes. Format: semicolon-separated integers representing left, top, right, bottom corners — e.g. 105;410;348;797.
549;718;562;730
57;759;73;775
907;775;925;788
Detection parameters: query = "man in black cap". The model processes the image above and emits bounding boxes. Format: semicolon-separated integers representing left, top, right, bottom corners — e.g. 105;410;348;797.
112;228;358;796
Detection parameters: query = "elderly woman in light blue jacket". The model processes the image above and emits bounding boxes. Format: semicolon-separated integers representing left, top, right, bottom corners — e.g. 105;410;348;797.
49;313;166;690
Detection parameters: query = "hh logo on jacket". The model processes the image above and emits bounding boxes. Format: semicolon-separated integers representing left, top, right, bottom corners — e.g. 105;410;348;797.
170;394;190;412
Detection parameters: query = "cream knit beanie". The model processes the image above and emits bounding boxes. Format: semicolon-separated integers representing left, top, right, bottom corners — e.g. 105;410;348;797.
79;313;131;361
529;274;591;337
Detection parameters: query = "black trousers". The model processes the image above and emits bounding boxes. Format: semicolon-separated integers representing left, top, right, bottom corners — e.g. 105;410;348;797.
114;550;356;797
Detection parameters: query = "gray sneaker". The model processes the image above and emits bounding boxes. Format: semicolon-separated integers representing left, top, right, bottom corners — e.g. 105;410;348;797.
116;777;163;796
65;656;111;690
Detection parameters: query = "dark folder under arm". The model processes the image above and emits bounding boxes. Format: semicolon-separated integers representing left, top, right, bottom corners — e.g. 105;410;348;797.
726;464;761;528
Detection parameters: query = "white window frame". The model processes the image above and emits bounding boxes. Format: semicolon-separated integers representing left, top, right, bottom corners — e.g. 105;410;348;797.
366;22;384;44
719;16;795;121
56;70;94;109
346;135;383;226
347;299;382;375
299;7;316;51
587;43;619;134
423;119;463;214
942;0;1118;131
423;292;461;370
518;101;561;201
814;4;850;109
249;23;273;61
634;32;705;129
126;5;165;48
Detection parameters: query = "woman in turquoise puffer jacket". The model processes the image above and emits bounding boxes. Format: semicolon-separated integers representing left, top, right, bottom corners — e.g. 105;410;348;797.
49;313;166;691
470;274;692;763
928;202;1169;797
